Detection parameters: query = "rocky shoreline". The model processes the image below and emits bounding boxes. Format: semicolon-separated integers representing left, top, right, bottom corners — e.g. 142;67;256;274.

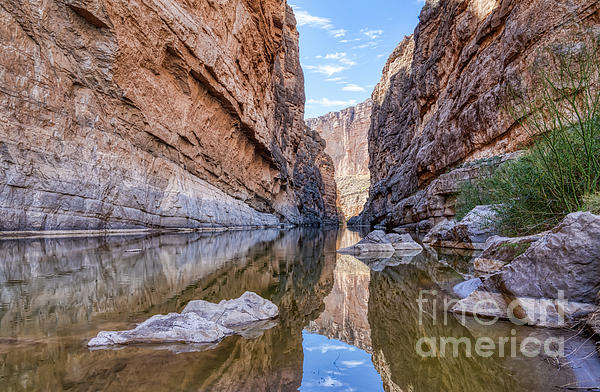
345;209;600;348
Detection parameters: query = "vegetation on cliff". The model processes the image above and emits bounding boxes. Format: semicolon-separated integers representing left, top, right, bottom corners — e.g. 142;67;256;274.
457;39;600;236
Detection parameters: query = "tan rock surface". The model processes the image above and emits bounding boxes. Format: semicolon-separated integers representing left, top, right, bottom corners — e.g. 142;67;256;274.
306;254;372;353
307;100;372;220
0;0;338;230
362;0;600;228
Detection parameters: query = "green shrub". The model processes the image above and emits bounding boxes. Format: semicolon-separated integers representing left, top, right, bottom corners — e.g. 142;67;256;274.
456;38;600;236
583;192;600;215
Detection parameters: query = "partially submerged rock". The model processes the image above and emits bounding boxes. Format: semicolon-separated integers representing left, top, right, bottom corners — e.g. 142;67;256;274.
338;230;422;255
423;206;498;250
182;291;279;328
453;212;600;327
88;313;233;347
88;292;278;348
386;233;424;251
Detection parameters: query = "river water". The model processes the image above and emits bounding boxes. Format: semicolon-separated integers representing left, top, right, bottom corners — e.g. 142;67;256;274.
0;228;597;391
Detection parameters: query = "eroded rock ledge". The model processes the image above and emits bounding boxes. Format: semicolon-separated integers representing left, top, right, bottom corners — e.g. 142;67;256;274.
0;0;338;230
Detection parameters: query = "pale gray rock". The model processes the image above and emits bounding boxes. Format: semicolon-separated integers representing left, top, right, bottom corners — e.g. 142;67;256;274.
338;230;395;254
88;313;234;346
182;291;279;328
423;219;456;243
386;233;423;251
89;292;279;347
453;212;600;327
473;232;547;273
338;230;422;255
423;206;498;250
453;278;483;299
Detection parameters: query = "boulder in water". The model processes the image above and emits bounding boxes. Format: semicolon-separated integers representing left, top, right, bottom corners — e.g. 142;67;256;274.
88;292;278;348
182;291;279;328
338;230;422;255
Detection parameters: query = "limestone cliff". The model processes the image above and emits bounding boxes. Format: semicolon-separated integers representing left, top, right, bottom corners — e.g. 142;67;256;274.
307;100;372;220
362;0;600;229
0;0;338;230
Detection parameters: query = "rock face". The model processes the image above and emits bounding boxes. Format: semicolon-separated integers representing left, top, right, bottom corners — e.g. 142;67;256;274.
361;0;600;228
453;212;600;327
0;0;338;230
306;100;372;220
473;232;547;273
306;100;372;178
423;205;499;250
88;292;279;347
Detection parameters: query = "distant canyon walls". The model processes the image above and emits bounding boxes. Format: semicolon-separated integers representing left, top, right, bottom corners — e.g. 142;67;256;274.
362;0;600;229
307;100;372;220
0;0;338;230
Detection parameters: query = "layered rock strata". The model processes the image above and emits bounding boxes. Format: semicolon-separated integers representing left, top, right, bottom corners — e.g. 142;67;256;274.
0;0;338;230
361;0;600;228
307;100;372;220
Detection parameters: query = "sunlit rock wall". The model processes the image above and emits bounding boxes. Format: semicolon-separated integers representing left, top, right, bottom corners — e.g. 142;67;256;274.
362;0;600;228
307;100;372;220
0;0;338;230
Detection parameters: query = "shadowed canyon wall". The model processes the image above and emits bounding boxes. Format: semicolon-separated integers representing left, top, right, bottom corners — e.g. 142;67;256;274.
307;100;372;221
362;0;600;229
0;0;338;231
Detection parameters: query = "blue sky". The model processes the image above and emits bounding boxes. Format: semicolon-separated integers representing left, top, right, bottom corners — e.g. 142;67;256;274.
291;0;424;118
300;332;384;391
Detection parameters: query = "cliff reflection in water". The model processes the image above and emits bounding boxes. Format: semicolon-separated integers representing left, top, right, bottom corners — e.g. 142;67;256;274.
0;229;337;391
0;228;590;391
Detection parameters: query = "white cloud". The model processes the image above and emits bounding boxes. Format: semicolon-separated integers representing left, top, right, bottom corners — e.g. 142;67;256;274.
331;29;347;38
342;84;366;92
353;41;378;50
323;52;355;66
325;77;344;82
291;6;347;39
324;52;346;60
341;360;365;368
307;98;358;108
361;28;384;40
304;53;356;76
294;9;333;29
321;376;343;387
304;64;348;77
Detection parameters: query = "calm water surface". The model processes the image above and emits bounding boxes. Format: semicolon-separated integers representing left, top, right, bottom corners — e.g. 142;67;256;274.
0;228;597;391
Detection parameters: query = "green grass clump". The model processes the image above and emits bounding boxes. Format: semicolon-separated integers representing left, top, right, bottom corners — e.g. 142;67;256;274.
456;38;600;236
583;192;600;215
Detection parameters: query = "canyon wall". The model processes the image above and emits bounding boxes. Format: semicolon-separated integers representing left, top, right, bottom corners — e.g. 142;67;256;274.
0;0;338;231
362;0;600;229
307;100;372;220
